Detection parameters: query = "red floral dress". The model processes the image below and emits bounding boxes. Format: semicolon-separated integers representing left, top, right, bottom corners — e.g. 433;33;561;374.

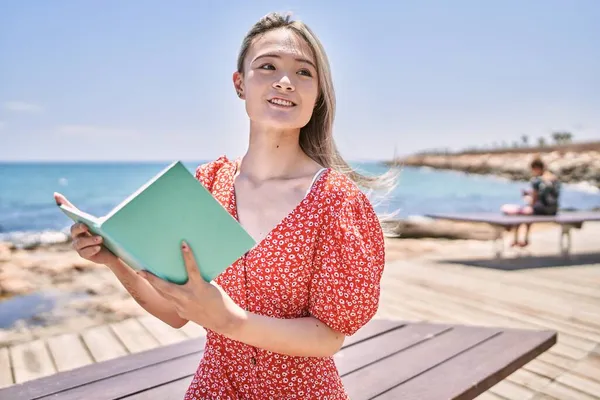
184;155;385;400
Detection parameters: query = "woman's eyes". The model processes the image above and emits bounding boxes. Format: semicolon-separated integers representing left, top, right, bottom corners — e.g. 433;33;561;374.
258;63;313;77
259;63;276;70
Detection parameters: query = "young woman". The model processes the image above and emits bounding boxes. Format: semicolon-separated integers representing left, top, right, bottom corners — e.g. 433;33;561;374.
501;157;561;247
55;12;394;399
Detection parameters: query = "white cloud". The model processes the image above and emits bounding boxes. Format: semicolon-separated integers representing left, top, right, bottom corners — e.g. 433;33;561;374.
3;101;44;113
56;125;141;139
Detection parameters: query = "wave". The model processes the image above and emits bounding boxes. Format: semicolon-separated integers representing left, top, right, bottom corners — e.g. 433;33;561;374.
0;230;71;249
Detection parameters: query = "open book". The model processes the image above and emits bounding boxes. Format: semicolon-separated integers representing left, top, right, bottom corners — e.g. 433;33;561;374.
57;161;256;284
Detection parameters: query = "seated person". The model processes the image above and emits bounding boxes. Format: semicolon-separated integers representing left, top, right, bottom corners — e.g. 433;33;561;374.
500;157;561;247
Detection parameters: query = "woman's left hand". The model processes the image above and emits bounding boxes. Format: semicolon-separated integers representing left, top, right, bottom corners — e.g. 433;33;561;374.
138;241;246;335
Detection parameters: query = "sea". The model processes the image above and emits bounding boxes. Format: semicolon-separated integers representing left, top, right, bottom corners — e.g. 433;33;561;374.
1;160;599;247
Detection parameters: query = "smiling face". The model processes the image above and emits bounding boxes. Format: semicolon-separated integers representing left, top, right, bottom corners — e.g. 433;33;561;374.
234;28;320;131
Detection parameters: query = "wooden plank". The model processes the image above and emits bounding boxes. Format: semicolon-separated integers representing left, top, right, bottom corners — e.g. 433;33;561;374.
523;359;567;380
41;320;408;399
0;318;397;399
555;372;600;398
122;376;192;399
384;278;597;353
334;322;451;375
529;394;561;400
536;351;578;371
550;342;588;360
383;290;576;376
9;340;56;384
391;260;600;326
570;357;600;383
489;380;536;399
0;338;206;400
111;318;160;353
28;352;201;400
381;290;574;393
342;326;502;399
372;330;556;400
342;318;406;347
137;316;188;346
507;368;552;392
81;325;128;362
0;347;13;388
538;380;599;400
46;333;93;372
474;391;508;400
387;272;600;345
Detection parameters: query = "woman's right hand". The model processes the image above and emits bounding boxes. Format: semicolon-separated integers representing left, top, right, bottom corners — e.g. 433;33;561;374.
54;192;119;266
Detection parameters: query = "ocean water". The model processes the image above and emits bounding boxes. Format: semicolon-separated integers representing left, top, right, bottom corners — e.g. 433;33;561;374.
0;161;599;243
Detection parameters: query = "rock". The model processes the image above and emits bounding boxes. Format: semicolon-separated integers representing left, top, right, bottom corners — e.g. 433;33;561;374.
72;259;104;271
82;296;145;319
381;219;497;240
84;281;116;296
393;147;600;189
0;277;35;295
35;259;76;276
0;242;12;261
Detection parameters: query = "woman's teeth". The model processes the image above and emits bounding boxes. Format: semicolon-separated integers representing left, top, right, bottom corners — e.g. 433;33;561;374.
269;99;295;107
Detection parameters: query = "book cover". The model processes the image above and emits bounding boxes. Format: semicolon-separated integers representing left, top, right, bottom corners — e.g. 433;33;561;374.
58;161;256;284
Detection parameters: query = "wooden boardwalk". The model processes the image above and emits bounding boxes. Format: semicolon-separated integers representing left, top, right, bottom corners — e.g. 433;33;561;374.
375;257;600;400
0;226;599;399
0;315;207;388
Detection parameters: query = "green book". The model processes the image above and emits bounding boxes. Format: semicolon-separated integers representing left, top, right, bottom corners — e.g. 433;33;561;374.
57;161;255;284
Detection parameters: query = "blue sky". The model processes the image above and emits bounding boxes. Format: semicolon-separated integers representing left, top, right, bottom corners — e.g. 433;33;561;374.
1;0;598;162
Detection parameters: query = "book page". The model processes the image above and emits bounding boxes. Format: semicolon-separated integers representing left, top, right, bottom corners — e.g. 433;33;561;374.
58;204;102;228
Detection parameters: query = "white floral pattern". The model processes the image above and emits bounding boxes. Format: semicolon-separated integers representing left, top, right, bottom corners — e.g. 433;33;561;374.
184;155;385;399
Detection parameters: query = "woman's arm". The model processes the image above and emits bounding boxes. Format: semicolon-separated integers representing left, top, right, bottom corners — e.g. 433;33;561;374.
137;243;345;358
105;258;188;328
223;312;344;358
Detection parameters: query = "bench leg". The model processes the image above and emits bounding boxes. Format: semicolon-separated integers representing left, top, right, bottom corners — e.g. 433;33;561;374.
560;225;573;257
493;226;505;258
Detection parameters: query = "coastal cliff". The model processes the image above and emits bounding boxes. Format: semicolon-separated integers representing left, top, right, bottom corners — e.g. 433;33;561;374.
390;141;600;190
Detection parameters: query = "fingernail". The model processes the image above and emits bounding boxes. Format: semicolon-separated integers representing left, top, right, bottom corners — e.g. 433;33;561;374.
181;241;189;251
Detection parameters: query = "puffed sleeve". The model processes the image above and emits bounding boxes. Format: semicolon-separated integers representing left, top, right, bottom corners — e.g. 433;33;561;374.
309;193;386;336
195;155;228;193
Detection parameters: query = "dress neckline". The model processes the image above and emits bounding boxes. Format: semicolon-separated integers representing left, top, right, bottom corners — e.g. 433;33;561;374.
229;158;330;252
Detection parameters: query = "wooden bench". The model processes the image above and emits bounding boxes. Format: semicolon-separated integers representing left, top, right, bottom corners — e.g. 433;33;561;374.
0;319;556;399
425;211;600;257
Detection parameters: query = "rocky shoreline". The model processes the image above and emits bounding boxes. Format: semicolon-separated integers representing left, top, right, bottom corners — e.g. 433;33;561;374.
390;144;600;191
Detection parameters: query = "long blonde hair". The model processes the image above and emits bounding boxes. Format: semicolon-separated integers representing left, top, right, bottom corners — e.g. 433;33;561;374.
236;12;399;197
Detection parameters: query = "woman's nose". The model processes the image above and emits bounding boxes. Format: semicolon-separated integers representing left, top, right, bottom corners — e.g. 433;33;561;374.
273;76;295;92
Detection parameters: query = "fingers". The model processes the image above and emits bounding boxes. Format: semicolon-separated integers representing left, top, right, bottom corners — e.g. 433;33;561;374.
70;222;90;237
73;234;102;251
54;192;76;209
79;244;102;258
181;240;202;283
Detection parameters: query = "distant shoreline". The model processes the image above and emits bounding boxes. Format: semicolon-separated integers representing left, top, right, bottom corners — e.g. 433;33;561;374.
386;141;600;190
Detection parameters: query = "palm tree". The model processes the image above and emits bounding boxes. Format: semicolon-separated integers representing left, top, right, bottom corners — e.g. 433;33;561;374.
551;131;574;145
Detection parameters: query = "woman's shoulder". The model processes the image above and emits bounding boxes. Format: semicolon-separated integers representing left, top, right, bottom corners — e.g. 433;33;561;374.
319;168;375;214
194;155;236;189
